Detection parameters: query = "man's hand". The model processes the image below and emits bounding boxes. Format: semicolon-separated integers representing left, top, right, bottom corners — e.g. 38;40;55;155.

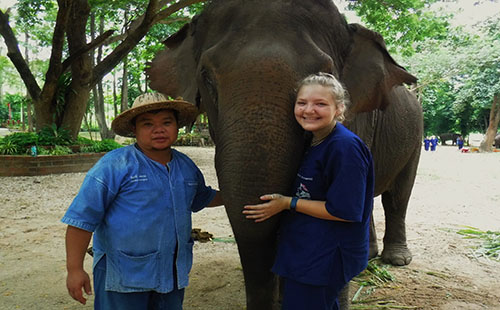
66;269;92;304
65;226;93;304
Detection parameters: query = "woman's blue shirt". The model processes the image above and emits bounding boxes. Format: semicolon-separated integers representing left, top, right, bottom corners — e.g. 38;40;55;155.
272;123;374;286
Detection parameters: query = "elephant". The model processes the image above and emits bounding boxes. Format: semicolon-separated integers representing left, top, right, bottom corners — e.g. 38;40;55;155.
439;132;461;145
146;0;423;309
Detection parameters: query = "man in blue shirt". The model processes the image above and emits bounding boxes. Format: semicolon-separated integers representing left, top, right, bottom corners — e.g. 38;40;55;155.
62;93;223;310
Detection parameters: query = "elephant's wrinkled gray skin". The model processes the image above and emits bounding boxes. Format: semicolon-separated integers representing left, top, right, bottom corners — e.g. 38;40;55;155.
147;1;423;309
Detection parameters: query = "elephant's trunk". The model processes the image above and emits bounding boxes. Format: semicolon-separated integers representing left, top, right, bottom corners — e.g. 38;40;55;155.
211;59;305;310
214;59;304;230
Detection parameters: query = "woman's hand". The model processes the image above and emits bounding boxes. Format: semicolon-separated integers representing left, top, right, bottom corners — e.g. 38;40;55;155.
243;194;291;222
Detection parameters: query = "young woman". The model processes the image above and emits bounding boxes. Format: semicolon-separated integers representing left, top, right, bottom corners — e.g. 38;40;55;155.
243;72;374;310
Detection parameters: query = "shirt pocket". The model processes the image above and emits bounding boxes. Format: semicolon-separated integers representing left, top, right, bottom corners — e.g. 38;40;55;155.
184;179;198;210
116;250;159;289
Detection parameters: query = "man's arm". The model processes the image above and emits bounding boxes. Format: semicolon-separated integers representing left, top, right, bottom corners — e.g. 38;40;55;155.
206;191;224;208
65;226;93;305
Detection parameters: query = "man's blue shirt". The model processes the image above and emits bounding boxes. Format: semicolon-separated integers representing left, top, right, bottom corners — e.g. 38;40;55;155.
61;144;216;293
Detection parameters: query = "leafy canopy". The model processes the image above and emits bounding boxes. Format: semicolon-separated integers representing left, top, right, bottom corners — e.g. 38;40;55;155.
347;0;451;56
404;16;500;135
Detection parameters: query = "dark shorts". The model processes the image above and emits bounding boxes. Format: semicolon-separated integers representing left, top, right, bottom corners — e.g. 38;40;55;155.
93;256;185;310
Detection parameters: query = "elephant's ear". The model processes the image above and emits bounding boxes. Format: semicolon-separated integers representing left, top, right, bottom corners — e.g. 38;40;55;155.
341;23;417;114
146;22;198;105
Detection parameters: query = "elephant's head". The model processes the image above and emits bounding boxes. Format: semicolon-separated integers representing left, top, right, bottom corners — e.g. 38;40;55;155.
147;0;416;231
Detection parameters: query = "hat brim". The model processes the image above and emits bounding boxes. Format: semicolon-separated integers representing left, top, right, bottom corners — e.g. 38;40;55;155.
111;100;199;137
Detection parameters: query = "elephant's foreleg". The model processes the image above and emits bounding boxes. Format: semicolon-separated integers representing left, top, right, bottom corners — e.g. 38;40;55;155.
338;283;350;310
236;237;281;310
368;215;378;259
380;148;420;266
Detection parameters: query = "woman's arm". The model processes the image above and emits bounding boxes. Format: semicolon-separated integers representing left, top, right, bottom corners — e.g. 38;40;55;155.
243;194;350;223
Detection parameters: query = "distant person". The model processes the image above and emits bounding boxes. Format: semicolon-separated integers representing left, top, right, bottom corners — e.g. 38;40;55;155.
62;93;223;309
424;136;431;151
457;135;464;150
430;136;438;151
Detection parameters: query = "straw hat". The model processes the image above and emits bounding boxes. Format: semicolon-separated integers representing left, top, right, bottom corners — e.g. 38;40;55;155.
111;93;198;137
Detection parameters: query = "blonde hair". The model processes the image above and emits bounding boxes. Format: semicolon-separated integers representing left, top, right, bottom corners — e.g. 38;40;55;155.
297;72;349;122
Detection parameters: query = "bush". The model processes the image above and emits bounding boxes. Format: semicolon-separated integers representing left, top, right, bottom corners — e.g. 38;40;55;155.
76;136;93;145
0;130;122;156
1;132;37;151
80;139;122;153
38;145;73;155
37;124;73;146
0;139;20;155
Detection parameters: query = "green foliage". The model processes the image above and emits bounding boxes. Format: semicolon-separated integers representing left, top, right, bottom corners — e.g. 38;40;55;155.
351;259;396;306
40;145;73;155
37;124;73;146
55;72;74;118
1;93;28;122
0;56;25;97
0;139;20;155
347;0;451;56
15;0;58;50
405;16;500;136
354;259;395;288
457;227;500;261
80;139;122;153
0;101;8;121
1;132;37;152
0;131;122;155
76;136;94;145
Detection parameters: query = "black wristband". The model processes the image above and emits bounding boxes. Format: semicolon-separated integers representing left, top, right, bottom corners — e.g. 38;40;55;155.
290;197;298;213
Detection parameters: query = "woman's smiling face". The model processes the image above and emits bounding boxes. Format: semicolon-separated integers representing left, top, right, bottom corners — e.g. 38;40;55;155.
294;84;340;134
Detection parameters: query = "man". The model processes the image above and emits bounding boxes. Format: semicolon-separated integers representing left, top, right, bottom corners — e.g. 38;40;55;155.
62;93;223;310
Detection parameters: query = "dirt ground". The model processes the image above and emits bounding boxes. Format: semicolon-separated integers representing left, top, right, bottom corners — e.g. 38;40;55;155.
0;145;499;310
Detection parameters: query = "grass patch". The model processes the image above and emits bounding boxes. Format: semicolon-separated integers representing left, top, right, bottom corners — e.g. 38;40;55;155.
351;258;402;308
457;226;500;261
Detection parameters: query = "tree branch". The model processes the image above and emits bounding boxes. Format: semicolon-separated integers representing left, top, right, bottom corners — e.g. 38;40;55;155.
61;29;114;73
157;16;191;24
42;0;71;91
89;0;158;86
0;9;41;100
103;17;188;46
155;0;205;23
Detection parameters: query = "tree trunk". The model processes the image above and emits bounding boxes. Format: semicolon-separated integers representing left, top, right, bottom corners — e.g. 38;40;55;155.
60;0;92;139
24;31;33;132
119;10;130;115
479;94;500;152
120;56;129;113
91;12;115;140
113;71;118;117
